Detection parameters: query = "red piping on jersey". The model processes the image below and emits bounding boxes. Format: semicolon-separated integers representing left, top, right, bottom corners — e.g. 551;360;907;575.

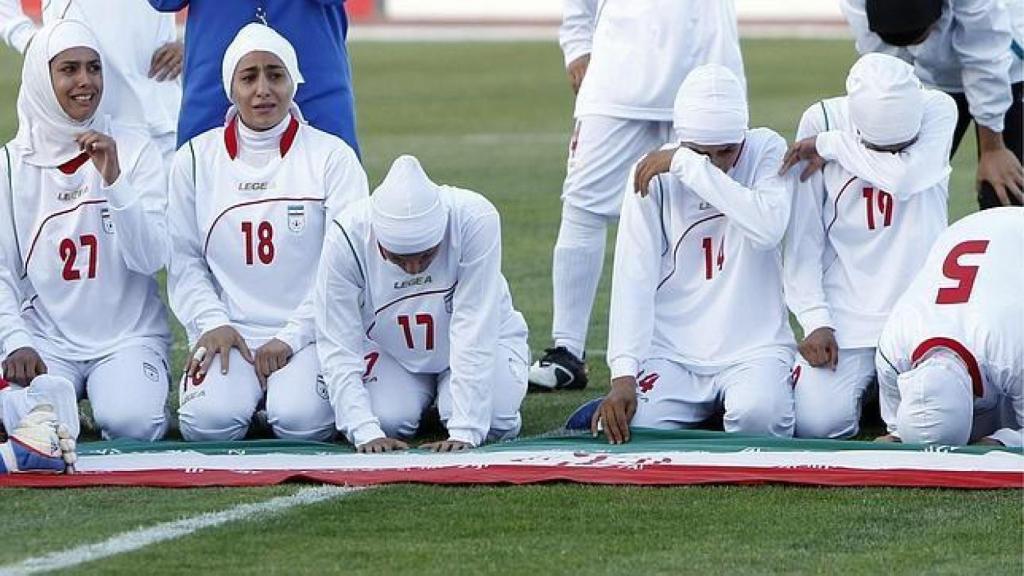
656;214;725;290
364;283;458;339
201;196;324;257
824;176;858;237
224;115;301;160
21;199;107;278
57;153;90;175
910;337;984;397
372;283;458;317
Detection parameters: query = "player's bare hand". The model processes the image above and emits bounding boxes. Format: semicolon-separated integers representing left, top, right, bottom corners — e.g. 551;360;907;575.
593;377;637;444
977;146;1024;206
566;53;590;95
421;439;473;453
254;338;293;390
75;131;120;185
971;437;1004;447
633;148;677;197
357;437;409;453
2;347;47;385
188;325;254;381
798;327;838;370
874;434;901;443
780;136;824;181
149;40;183;82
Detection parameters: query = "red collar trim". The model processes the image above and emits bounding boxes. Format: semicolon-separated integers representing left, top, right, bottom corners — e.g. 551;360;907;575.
57;152;90;175
910;337;984;397
0;376;8;391
224;115;301;161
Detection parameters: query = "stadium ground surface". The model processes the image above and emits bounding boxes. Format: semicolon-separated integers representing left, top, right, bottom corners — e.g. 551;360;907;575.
0;40;1020;575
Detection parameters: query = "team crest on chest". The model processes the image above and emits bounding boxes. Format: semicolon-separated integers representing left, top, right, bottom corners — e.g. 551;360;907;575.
287;204;305;233
100;208;115;234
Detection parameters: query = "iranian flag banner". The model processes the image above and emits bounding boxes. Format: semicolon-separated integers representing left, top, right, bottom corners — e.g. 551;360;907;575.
2;430;1021;489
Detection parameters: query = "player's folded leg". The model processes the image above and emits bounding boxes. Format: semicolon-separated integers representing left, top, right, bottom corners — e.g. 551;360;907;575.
720;357;795;438
178;349;263;441
0;405;76;474
266;346;335;441
793;350;875;439
363;350;434;440
484;343;529;442
86;346;170;441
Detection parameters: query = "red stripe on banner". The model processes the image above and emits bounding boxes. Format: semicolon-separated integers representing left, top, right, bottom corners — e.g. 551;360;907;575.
1;465;1020;490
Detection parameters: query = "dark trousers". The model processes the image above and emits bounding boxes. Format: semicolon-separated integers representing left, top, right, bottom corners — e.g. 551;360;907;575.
949;81;1023;209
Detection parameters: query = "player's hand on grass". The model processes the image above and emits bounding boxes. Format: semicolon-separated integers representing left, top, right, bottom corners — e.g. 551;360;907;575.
976;145;1023;206
421;439;473;453
2;347;47;385
779;136;824;182
357;437;409;453
149;40;183;81
593;376;638;444
798;327;838;370
874;434;901;443
253;338;293;389
566;54;590;95
633;147;678;197
188;325;254;382
75;131;120;186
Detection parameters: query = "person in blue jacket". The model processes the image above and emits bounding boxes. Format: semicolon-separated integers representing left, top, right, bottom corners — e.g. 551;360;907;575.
148;0;359;156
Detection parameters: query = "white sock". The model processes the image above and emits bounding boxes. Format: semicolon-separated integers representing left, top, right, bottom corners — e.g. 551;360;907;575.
551;204;608;359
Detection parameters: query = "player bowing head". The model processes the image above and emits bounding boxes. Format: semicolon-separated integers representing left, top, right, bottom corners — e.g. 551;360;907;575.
875;207;1022;448
0;20;172;442
781;53;956;440
316;155;530;453
577;64;796;444
168;23;368;442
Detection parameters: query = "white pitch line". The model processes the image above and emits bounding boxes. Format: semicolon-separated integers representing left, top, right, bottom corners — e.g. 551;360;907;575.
0;485;361;576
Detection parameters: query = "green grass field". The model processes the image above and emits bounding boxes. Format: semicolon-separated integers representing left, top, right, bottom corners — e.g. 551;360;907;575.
0;40;1020;575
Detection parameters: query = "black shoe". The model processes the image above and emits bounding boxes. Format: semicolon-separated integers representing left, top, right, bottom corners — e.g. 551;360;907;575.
528;346;588;391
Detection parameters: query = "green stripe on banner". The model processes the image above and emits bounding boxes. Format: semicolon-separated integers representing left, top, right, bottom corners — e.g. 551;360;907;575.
76;429;1017;458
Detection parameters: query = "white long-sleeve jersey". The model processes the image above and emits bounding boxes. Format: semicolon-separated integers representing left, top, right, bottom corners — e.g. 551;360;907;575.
784;90;958;348
559;0;745;121
0;0;180;139
316;188;528;447
608;129;795;379
0;125;170;360
841;0;1023;133
877;207;1024;448
167;120;367;352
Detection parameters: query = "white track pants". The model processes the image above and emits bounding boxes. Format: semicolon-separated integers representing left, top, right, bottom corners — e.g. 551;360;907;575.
792;348;877;439
631;356;795;438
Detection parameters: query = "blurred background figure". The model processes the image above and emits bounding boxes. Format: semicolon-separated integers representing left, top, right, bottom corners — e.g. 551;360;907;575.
0;0;182;168
842;0;1024;209
148;0;359;157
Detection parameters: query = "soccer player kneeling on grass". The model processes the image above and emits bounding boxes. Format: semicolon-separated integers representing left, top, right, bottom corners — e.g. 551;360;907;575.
0;21;171;441
168;24;368;441
589;65;796;444
316;156;530;453
874;207;1022;448
781;53;957;439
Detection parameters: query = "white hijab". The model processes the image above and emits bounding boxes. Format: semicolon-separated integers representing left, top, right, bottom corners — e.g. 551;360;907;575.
847;53;924;147
221;23;305;126
371;156;449;255
672;64;749;145
14;20;102;168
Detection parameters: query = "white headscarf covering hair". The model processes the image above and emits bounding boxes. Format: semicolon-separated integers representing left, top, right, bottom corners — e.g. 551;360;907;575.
371;156;449;255
847;53;924;147
896;351;974;446
672;64;749;146
14;19;102;168
222;22;304;110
